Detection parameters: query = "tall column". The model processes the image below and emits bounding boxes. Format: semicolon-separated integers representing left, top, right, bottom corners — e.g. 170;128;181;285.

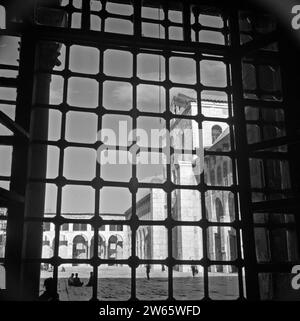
176;161;202;269
20;5;66;299
21;42;60;300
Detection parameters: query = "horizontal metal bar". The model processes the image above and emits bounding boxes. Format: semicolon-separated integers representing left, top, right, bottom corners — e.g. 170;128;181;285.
254;222;296;229
0;187;24;203
0;110;29;138
0;64;19;71
0;135;15;145
240;31;278;56
10;23;231;57
0;77;18;88
252;198;299;213
248;135;300;152
248;151;289;160
255;262;299;273
243;98;282;108
242;50;280;65
25;216;242;228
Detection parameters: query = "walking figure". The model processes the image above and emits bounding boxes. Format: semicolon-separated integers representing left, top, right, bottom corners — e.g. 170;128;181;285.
146;264;151;280
191;264;197;277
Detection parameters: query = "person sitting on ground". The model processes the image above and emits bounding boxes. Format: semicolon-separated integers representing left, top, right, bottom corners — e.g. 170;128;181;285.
85;272;94;287
68;273;74;286
73;273;83;287
38;278;59;301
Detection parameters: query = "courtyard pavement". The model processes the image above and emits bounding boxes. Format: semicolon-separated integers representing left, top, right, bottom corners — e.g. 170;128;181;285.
40;266;239;301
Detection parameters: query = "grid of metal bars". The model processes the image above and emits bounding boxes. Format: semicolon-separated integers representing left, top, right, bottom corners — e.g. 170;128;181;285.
0;0;299;301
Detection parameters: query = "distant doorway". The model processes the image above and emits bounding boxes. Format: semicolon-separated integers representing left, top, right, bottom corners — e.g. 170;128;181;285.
90;235;106;259
72;235;88;266
108;235;123;265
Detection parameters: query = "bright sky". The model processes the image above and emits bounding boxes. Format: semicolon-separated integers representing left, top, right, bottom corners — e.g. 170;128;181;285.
0;12;229;215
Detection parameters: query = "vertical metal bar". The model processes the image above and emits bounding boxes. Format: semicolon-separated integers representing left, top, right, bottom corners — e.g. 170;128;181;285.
182;1;191;43
226;60;244;299
21;43;51;300
93;44;104;301
164;49;173;300
82;0;90;30
5;32;36;300
52;42;70;294
228;9;260;300
196;51;209;300
130;47;138;300
133;0;141;39
277;27;300;260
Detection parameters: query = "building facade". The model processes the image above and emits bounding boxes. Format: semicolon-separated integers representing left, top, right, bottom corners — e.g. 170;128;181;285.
1;94;296;276
42;213;130;265
123;94;236;272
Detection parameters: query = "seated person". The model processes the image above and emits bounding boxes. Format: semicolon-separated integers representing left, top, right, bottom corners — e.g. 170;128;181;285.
68;273;74;286
85;272;94;287
73;273;83;287
38;278;59;301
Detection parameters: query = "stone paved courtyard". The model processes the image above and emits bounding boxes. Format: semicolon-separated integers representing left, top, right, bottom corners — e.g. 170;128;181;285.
40;266;239;301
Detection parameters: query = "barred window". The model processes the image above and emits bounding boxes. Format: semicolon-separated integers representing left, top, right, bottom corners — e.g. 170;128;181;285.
0;0;299;303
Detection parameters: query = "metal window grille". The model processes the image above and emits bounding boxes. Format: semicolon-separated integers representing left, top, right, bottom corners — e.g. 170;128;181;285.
0;0;299;301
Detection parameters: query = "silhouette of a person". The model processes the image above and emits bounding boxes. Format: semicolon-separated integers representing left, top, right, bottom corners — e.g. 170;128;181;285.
85;272;94;287
38;278;59;301
146;264;151;280
68;273;74;286
191;265;196;277
73;273;83;287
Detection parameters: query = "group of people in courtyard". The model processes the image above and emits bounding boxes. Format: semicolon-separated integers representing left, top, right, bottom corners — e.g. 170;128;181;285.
38;264;198;301
68;272;94;287
38;272;95;301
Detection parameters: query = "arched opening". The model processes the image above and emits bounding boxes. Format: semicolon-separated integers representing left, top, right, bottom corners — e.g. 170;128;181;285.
116;235;123;261
72;235;88;265
136;230;140;258
228;193;238;272
144;227;151;259
59;234;68;258
223;161;228;185
210;169;215;185
42;235;53;258
217;166;222;185
0;264;5;289
0;6;6;29
140;229;145;259
0;233;6;258
228;193;235;222
215;198;223;222
139;229;144;259
211;125;222;144
215;198;223;272
108;235;123;264
90;234;106;259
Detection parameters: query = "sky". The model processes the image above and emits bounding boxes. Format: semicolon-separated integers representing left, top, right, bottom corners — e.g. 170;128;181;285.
0;8;229;215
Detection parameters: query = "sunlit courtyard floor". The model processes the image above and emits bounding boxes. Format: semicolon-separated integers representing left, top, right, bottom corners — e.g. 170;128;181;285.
40;266;239;301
